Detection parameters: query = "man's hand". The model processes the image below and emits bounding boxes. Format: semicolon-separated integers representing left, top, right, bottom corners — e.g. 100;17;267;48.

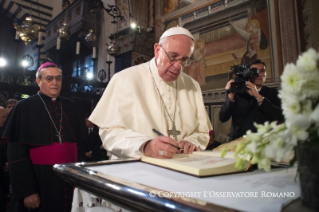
24;193;40;209
178;140;200;154
144;136;181;158
225;79;236;102
246;81;263;101
85;152;92;158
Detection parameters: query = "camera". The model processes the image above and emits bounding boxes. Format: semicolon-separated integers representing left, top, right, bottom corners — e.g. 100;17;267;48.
227;65;259;93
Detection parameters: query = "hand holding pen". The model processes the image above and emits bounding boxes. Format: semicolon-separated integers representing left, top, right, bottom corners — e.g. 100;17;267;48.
152;128;184;153
141;128;182;158
152;128;199;155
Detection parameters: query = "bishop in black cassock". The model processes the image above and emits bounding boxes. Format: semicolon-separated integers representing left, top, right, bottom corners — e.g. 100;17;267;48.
1;63;86;212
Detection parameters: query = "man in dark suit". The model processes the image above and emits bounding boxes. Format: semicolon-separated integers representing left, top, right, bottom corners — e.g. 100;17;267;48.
83;118;103;162
219;59;284;142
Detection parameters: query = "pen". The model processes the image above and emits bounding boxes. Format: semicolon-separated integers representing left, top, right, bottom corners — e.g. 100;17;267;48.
152;128;183;152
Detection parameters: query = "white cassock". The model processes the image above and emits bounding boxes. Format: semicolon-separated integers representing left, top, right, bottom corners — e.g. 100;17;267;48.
89;58;212;159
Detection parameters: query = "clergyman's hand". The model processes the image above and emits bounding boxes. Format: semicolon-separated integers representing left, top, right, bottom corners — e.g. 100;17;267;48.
178;140;200;154
24;193;40;209
144;136;180;159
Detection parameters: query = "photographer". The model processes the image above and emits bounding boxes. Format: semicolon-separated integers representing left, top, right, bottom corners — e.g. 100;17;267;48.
219;59;284;142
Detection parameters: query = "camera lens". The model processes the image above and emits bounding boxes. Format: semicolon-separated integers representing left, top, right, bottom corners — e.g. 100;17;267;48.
250;68;259;75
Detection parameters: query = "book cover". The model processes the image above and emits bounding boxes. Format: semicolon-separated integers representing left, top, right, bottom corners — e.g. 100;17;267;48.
141;151;250;177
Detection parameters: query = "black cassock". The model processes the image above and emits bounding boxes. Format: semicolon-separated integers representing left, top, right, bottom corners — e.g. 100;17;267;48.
2;92;86;212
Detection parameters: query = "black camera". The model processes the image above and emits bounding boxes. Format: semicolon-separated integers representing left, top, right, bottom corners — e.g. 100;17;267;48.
227;65;259;93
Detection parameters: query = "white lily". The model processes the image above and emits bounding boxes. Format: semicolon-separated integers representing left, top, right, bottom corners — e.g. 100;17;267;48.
296;48;318;72
311;104;319;127
280;63;303;94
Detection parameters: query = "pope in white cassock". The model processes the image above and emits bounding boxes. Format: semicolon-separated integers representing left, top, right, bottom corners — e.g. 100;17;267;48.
89;27;212;159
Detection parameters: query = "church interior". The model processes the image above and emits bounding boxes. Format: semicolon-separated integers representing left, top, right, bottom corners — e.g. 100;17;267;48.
0;0;318;142
1;0;319;211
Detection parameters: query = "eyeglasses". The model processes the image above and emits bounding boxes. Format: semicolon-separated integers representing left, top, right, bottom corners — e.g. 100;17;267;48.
160;44;193;67
251;68;266;74
258;69;267;74
42;75;62;82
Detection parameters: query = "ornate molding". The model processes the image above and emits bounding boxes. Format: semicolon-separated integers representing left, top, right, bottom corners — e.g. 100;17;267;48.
278;0;298;64
202;88;227;104
301;0;316;49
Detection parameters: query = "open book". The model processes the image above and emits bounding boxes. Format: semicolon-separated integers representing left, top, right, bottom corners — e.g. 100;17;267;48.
141;151;250;177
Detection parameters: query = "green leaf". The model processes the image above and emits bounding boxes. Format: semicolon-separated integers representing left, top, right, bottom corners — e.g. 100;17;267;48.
221;147;227;158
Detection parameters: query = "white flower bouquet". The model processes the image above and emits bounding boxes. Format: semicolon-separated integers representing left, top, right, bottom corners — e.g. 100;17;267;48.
223;48;319;172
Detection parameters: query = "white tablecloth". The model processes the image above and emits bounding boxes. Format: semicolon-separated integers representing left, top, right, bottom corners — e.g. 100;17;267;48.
72;162;300;212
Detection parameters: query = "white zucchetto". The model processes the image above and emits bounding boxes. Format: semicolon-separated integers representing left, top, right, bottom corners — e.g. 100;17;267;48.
159;27;194;41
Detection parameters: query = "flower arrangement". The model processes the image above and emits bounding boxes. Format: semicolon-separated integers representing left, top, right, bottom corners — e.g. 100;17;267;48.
222;48;319;172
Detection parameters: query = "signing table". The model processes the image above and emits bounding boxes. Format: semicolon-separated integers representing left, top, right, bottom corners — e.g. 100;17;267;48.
53;159;300;212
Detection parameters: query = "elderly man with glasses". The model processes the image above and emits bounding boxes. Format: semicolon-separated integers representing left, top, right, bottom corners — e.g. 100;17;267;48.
90;27;212;160
2;62;86;212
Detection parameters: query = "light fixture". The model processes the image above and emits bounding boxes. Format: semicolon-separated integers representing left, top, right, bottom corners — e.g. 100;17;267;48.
81;67;93;80
85;10;97;44
102;4;125;57
21;54;34;69
106;41;119;56
86;1;125;57
13;1;41;45
21;60;29;67
85;29;97;44
58;21;70;40
130;23;137;29
58;4;70;40
86;72;93;79
0;58;6;67
130;24;153;34
106;18;119;56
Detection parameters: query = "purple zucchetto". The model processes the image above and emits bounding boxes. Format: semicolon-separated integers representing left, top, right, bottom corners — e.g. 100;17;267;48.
37;62;58;72
36;62;59;78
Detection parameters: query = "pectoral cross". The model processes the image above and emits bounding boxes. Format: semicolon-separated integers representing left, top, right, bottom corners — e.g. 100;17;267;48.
168;124;181;140
57;133;62;145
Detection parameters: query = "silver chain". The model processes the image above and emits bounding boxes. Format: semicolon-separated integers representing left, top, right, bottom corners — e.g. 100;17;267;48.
148;62;177;126
37;92;63;144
